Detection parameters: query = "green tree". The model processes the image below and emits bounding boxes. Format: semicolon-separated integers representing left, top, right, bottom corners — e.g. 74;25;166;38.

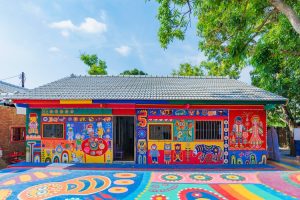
120;68;148;75
80;53;108;75
172;63;204;76
154;0;299;77
153;0;300;153
250;19;300;153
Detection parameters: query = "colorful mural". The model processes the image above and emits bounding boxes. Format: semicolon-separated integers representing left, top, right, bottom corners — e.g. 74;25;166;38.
229;150;267;164
136;110;148;164
26;140;41;163
27;112;41;140
30;111;114;164
174;120;194;142
229;110;266;150
25;108;267;165
141;109;228;165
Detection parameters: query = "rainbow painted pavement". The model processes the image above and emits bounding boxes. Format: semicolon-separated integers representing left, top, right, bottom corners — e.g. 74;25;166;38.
0;164;299;199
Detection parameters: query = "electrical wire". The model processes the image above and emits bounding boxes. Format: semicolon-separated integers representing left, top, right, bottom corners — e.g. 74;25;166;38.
0;74;20;81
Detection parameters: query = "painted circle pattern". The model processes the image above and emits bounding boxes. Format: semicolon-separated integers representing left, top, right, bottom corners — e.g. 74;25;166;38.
113;179;134;185
189;174;213;181
151;194;167;200
221;174;246;181
161;174;183;182
108;187;128;193
113;173;137;178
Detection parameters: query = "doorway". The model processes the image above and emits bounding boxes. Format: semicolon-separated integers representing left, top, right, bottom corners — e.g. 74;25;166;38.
113;116;135;161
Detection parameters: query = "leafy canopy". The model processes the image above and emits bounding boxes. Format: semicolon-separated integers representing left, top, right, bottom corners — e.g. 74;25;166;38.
172;63;204;76
120;68;148;75
154;0;300;79
80;53;108;75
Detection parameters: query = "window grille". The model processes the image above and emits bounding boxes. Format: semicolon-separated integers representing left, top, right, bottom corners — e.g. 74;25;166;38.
149;124;172;140
195;121;222;140
43;124;64;138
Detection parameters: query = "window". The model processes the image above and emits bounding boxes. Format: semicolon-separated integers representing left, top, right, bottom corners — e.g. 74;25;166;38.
43;124;64;138
195;121;222;140
11;127;25;142
149;124;172;140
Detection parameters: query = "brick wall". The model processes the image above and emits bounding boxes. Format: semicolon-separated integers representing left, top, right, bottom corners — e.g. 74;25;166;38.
0;106;26;157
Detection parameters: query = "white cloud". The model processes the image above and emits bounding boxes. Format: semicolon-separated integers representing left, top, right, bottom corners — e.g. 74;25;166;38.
115;45;131;56
49;18;107;36
48;47;60;52
78;18;107;33
49;20;76;30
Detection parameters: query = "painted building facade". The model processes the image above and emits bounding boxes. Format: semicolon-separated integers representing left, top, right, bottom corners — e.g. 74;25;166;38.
12;76;286;165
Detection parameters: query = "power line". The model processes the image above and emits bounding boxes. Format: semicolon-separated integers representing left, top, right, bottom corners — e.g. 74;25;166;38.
0;74;20;81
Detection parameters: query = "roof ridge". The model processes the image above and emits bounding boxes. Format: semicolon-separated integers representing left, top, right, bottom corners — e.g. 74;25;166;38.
69;74;230;79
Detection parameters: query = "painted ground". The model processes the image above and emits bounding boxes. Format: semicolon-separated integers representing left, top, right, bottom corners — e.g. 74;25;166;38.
0;163;300;200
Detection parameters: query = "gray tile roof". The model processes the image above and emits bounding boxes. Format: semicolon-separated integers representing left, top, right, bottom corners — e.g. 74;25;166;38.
11;75;286;103
0;80;28;104
0;80;28;94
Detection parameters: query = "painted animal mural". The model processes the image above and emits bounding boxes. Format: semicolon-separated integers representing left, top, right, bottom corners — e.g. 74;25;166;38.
193;144;223;163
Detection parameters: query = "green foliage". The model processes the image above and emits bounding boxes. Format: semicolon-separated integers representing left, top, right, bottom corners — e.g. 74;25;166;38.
80;53;108;75
120;68;148;75
154;0;299;79
251;10;300;127
153;0;300;128
172;63;204;76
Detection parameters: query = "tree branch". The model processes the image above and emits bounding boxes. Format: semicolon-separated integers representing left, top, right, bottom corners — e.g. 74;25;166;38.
270;0;300;35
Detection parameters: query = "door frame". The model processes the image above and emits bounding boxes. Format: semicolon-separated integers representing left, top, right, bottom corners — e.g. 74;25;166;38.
113;115;136;163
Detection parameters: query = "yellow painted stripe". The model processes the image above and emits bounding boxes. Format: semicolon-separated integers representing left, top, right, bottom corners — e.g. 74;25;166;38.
229;184;264;200
2;180;16;186
49;172;62;176
19;175;32;182
60;100;92;104
34;172;48;179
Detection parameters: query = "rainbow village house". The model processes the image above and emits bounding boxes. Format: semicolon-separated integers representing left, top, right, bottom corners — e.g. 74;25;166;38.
11;75;287;165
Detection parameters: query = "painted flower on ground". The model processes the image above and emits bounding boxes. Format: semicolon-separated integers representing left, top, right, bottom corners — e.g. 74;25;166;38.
189;174;213;181
220;174;245;181
161;174;183;182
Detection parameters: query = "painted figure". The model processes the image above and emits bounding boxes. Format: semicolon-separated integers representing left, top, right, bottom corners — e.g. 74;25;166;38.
86;124;95;138
67;126;74;141
231;116;246;148
248;115;263;149
149;144;160;164
137;139;147;164
28;113;38;135
75;133;84;150
97;122;104;138
164;143;172;164
173;144;182;162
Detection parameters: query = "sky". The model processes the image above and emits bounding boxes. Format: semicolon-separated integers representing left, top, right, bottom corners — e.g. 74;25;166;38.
0;1;252;89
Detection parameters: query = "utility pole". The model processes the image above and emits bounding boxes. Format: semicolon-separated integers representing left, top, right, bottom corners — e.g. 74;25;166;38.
21;72;25;88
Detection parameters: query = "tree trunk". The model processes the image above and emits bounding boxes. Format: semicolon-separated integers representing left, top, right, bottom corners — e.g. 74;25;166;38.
281;105;296;156
270;0;300;35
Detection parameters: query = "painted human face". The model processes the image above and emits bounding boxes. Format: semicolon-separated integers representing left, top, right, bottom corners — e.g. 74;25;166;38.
151;144;157;150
